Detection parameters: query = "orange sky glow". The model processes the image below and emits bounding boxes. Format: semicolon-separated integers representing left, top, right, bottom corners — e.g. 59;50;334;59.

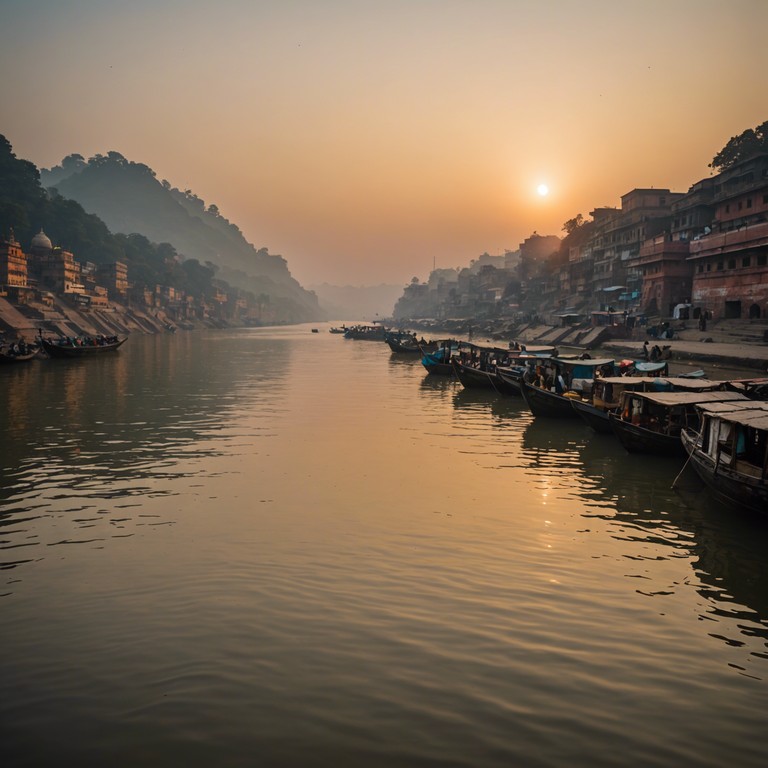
1;0;765;286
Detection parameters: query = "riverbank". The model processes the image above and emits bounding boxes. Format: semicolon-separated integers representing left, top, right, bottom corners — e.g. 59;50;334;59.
399;317;768;373
0;295;243;342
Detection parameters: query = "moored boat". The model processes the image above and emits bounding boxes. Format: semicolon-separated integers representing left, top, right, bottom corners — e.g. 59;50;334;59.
519;357;617;418
41;335;126;358
385;331;435;354
609;389;747;455
421;340;458;375
0;340;39;364
572;375;728;434
343;324;389;341
681;400;768;515
451;343;512;391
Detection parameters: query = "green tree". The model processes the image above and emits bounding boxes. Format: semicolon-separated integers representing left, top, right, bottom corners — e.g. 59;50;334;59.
710;120;768;171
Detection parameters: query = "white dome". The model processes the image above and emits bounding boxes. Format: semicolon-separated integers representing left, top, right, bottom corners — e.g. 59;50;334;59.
31;229;52;251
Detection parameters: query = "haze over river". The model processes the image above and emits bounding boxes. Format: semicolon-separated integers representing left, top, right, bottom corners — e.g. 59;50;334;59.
2;326;767;767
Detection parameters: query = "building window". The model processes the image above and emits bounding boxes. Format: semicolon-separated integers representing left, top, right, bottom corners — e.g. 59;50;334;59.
698;264;704;273
717;262;724;271
706;263;711;272
738;201;743;210
725;204;730;213
728;259;736;269
747;198;752;208
758;254;768;266
743;256;751;267
763;194;768;204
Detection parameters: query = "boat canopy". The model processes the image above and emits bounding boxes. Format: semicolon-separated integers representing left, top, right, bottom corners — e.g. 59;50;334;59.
624;390;748;407
553;357;614;368
695;401;768;429
596;376;724;392
634;362;668;373
518;344;556;354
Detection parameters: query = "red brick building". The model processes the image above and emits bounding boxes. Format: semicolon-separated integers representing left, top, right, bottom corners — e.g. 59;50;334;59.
688;154;768;319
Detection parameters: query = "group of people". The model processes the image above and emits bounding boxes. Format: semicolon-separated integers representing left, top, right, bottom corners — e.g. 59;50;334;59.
50;333;119;347
0;337;33;356
642;340;668;362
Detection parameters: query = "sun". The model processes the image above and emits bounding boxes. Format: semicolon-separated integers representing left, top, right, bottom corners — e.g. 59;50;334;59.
537;183;549;196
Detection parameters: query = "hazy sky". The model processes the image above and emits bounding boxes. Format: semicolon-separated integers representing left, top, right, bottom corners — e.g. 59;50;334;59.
1;0;765;286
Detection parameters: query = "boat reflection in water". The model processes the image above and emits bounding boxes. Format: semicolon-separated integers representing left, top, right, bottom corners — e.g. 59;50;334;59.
519;415;768;669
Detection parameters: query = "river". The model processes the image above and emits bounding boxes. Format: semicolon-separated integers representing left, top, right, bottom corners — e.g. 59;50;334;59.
2;325;767;767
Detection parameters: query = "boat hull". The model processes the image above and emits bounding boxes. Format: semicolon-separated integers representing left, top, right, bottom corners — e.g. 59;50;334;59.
681;429;768;515
520;382;581;418
494;367;523;396
571;399;613;433
41;338;126;358
0;349;38;364
609;413;684;455
452;359;497;390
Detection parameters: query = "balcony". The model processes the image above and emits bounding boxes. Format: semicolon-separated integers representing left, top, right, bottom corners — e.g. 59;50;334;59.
688;220;768;259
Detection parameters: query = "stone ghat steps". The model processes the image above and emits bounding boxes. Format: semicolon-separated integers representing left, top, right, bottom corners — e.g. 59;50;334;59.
675;319;768;345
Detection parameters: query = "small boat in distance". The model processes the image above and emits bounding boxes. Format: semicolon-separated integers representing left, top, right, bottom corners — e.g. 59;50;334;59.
329;326;348;334
40;334;127;358
0;337;39;364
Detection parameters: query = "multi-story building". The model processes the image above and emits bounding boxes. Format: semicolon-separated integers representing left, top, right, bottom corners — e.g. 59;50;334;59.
0;230;28;290
96;261;129;300
688;153;768;319
589;189;683;310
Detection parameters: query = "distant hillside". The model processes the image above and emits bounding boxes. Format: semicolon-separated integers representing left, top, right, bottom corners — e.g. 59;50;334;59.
41;152;322;321
309;283;404;320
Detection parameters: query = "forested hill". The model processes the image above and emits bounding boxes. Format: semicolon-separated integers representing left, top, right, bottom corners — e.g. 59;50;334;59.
41;151;322;318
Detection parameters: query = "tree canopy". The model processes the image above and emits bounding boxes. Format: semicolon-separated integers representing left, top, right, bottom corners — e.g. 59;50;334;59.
710;120;768;171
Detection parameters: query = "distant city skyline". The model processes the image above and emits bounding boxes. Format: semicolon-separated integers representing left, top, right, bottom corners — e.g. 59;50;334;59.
1;0;765;286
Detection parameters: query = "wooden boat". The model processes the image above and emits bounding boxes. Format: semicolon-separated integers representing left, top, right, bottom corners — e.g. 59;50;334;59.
609;389;748;455
451;343;513;390
386;331;435;354
41;335;126;358
681;401;768;515
0;346;39;364
421;341;457;375
572;376;728;434
494;351;556;397
343;324;389;341
329;326;347;334
519;357;617;418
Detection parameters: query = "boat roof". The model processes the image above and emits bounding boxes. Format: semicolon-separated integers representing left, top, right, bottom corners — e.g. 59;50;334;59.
518;344;556;353
552;357;614;368
696;400;768;429
633;362;667;373
624;390;748;406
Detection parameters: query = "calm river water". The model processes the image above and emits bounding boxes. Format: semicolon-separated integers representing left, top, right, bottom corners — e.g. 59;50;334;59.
2;325;768;767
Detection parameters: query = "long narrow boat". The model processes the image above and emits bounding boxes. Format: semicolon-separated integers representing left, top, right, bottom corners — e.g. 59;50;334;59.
681;401;768;515
609;389;748;455
519;357;617;418
421;340;457;375
494;350;556;397
452;357;497;390
343;324;389;341
41;336;126;358
0;345;39;364
385;331;436;354
572;376;728;434
451;342;513;391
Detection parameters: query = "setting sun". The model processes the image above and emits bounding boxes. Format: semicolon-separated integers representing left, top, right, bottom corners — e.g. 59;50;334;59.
537;183;549;196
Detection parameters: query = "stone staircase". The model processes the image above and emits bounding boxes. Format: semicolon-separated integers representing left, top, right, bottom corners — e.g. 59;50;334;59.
675;318;768;345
